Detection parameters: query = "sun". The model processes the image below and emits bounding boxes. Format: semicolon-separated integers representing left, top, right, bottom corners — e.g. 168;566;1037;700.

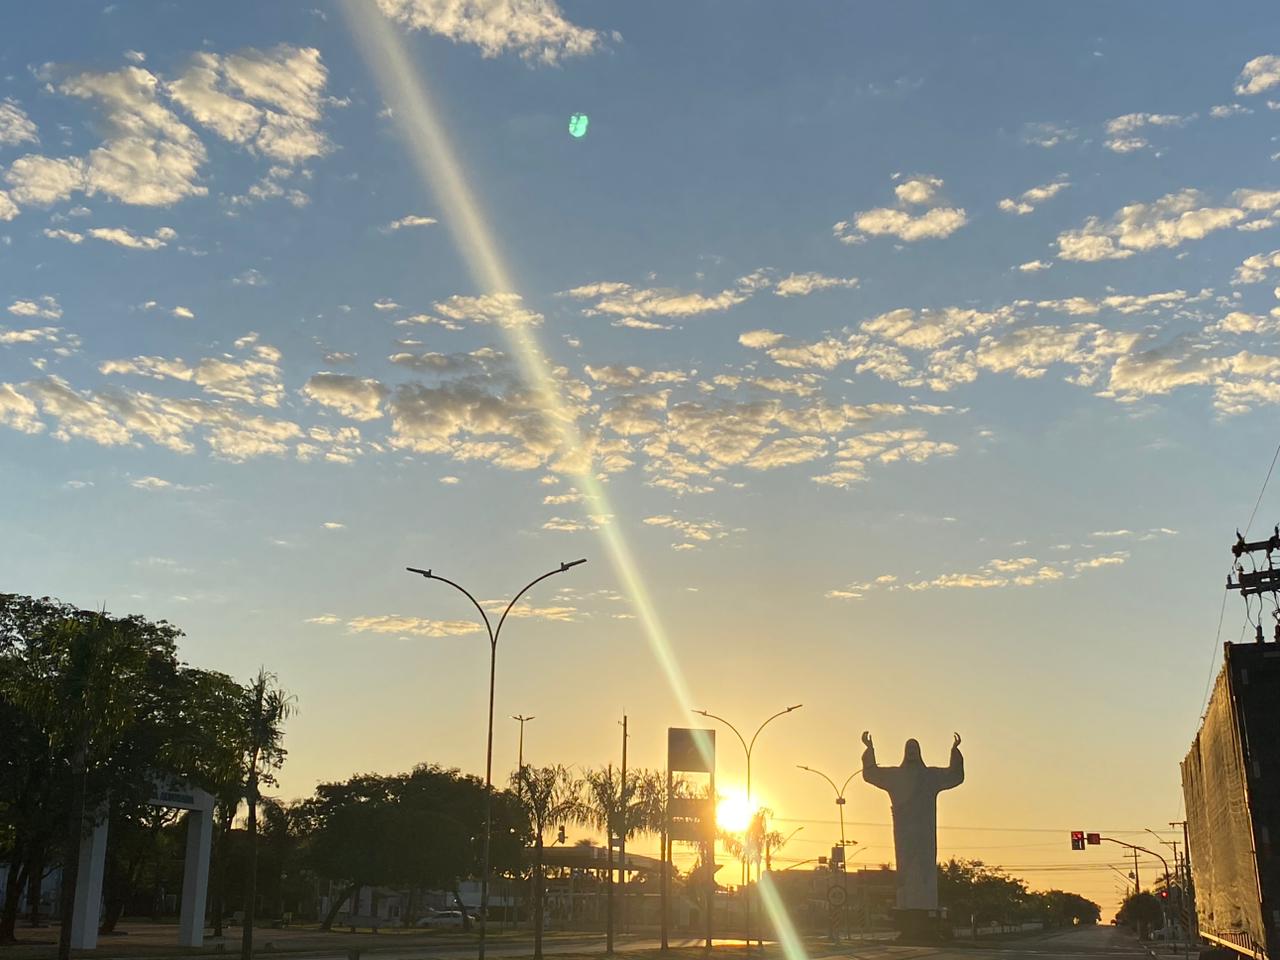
717;789;753;832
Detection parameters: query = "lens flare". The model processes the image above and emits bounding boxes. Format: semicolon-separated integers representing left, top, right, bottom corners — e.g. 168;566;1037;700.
757;871;810;960
340;1;706;750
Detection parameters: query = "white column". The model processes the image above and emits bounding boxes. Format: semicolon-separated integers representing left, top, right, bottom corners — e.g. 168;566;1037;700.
70;816;109;950
178;800;213;947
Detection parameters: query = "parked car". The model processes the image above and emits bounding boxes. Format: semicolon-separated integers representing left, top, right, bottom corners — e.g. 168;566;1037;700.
416;910;477;929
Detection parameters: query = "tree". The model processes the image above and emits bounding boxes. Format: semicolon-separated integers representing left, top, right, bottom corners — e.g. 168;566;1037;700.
512;765;582;960
938;859;1030;927
577;766;661;953
1034;889;1100;927
239;669;294;960
1117;891;1163;939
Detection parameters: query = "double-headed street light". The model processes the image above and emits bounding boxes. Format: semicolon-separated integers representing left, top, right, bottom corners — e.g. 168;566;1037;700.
407;559;586;960
692;704;802;946
796;764;863;849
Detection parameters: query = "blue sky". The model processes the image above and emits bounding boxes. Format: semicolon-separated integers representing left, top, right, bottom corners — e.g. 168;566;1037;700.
4;1;1280;911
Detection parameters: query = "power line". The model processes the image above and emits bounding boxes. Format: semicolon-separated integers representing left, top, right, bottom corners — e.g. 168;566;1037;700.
771;817;1178;836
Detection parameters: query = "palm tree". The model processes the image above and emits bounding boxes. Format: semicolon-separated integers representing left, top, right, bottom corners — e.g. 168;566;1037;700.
577;767;661;953
512;765;582;960
239;669;294;960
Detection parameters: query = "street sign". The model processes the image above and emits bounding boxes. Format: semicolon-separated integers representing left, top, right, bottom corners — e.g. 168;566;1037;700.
827;885;847;907
1087;832;1101;845
1071;831;1086;851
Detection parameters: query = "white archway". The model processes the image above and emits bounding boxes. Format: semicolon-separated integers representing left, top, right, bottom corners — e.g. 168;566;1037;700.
69;780;214;950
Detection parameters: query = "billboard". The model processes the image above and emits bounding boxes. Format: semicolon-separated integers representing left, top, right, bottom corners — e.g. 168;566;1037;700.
1182;642;1280;960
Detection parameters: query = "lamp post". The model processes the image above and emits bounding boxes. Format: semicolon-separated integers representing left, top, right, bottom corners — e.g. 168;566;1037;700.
796;765;863;848
407;559;586;960
796;765;862;943
513;715;535;778
693;704;802;947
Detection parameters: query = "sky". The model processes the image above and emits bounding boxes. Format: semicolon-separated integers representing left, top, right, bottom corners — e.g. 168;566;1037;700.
4;0;1280;918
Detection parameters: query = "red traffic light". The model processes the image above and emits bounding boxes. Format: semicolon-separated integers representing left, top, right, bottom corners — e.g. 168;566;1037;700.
1070;831;1085;851
1159;890;1169;899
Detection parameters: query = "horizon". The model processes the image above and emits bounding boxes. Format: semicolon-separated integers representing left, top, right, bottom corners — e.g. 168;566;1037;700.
5;0;1280;923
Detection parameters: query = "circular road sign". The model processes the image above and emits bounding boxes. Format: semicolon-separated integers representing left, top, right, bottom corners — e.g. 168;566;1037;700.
827;885;847;907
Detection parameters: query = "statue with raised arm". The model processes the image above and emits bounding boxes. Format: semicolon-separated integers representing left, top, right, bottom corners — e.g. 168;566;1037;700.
861;731;964;918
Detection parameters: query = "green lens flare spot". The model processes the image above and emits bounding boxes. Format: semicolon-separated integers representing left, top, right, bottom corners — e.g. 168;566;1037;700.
569;113;589;138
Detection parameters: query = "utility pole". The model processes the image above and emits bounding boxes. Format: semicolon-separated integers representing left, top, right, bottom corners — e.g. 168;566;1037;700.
513;714;535;780
619;714;628;936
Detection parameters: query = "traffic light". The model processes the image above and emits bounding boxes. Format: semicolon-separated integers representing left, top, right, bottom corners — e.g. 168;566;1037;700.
1071;831;1085;851
1159;890;1169;900
830;845;845;868
557;825;566;844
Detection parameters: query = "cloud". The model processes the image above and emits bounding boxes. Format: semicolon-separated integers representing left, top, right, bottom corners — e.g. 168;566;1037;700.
564;272;769;319
48;225;177;250
375;0;612;65
232;268;266;286
835;176;966;243
322;521;344;529
0;99;38;147
643;514;730;549
0;191;17;221
172;306;195;319
1021;122;1077;148
998;178;1069;215
1235;54;1280;96
0;326;63;346
1103;112;1192;153
1017;259;1051;272
129;475;207;492
1033;289;1191;315
1055;189;1270;261
5;156;86;206
1233;249;1280;284
344;614;481;638
302;372;389;420
431;292;543;327
382;213;437;231
1210;103;1252;118
99;337;284;406
168;45;331;163
8;296;62;320
773;272;859;297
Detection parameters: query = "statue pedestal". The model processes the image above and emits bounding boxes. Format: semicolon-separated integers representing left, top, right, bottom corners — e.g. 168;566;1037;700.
892;908;952;944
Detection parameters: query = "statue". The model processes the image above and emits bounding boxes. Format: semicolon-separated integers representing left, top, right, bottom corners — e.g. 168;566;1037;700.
861;731;964;918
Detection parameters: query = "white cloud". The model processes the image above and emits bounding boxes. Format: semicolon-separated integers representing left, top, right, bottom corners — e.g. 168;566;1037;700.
171;306;195;319
834;175;966;243
168;45;331;163
1103;112;1192;153
643;514;730;549
322;521;345;529
70;225;176;250
774;272;859;297
344;614;481;638
1017;259;1051;272
5;156;86;206
375;0;611;65
432;292;543;327
0;191;17;221
1056;189;1266;261
9;296;62;320
1210;103;1252;118
0;99;38;147
565;272;769;319
303;373;388;421
1233;250;1280;284
1021;122;1076;148
998;178;1069;215
1235;54;1280;96
382;213;437;231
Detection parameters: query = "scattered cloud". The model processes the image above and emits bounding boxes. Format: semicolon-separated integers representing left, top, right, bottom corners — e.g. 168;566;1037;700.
774;272;859;297
9;296;62;320
834;176;966;243
999;178;1069;215
1235;54;1280;96
1055;188;1276;261
381;213;437;232
1021;122;1077;148
1103;112;1192;153
0;99;39;147
302;372;388;420
565;271;769;320
1017;259;1052;272
374;0;613;65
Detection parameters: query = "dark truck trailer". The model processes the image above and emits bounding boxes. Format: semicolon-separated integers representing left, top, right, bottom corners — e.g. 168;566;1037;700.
1182;639;1280;960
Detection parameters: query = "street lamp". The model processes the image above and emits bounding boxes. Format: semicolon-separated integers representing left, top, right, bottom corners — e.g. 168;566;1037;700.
407;559;586;960
692;704;802;947
796;765;863;848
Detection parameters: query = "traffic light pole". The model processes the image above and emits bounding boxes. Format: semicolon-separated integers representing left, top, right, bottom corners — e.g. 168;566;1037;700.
1102;838;1171;933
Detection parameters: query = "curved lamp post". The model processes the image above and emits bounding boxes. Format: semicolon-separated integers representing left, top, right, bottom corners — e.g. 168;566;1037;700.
407;559;586;960
796;765;863;848
692;704;802;947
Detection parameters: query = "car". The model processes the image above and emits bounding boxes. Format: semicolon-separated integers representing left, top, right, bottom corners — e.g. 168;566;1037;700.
416;910;477;929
